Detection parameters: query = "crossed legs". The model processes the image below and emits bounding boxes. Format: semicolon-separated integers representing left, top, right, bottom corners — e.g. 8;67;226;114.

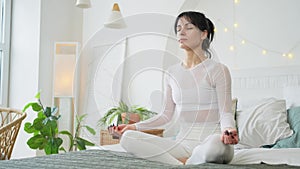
120;131;234;165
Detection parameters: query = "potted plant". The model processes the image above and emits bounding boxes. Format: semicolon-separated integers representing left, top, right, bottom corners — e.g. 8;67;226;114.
60;114;96;152
98;101;157;127
23;92;63;155
23;92;96;154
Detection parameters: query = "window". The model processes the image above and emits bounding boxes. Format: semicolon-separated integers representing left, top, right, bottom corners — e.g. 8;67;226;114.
0;0;11;106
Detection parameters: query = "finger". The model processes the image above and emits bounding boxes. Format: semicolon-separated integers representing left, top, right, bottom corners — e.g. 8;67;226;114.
224;135;230;144
220;133;224;142
120;126;127;134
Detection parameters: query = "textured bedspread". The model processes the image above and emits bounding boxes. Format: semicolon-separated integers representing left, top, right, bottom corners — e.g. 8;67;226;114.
0;150;298;169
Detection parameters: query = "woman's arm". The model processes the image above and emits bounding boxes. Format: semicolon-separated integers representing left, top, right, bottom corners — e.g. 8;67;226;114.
215;64;238;144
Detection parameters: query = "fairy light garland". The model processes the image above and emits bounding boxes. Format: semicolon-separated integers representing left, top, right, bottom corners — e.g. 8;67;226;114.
215;0;298;60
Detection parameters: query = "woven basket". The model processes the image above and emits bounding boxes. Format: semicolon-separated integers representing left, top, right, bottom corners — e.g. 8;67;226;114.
100;129;164;146
0;108;26;160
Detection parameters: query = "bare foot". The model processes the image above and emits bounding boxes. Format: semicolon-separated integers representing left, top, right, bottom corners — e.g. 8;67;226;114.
177;157;188;165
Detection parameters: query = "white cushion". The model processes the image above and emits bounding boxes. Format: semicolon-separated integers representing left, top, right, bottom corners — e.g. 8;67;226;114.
235;98;293;148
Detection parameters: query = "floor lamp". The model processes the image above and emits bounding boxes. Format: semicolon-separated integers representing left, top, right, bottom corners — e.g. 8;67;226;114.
53;42;79;150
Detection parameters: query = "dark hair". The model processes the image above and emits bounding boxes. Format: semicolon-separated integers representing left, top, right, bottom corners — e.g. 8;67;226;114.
174;11;215;58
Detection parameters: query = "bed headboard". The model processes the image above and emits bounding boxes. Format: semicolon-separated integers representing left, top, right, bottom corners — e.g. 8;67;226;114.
231;65;300;110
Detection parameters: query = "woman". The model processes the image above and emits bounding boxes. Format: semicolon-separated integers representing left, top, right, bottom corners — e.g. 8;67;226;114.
109;11;238;165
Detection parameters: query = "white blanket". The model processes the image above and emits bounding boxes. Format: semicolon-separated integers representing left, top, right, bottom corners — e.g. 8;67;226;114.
231;148;300;166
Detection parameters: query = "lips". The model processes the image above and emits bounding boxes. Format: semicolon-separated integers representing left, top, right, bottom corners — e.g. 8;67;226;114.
178;38;187;43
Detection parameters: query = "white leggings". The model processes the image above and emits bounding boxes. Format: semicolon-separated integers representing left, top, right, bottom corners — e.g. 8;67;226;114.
120;130;234;165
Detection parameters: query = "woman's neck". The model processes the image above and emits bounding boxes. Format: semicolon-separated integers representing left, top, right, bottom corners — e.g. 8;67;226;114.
183;50;207;69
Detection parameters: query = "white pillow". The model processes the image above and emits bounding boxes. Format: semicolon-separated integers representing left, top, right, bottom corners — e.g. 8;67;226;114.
235;98;293;149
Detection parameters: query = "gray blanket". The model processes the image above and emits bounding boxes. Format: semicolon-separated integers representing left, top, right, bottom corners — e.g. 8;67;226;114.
0;150;298;169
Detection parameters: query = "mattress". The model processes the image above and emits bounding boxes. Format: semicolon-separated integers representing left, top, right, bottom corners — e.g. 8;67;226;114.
1;148;298;169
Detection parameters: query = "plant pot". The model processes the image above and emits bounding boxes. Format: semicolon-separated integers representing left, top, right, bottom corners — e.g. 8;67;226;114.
121;112;140;124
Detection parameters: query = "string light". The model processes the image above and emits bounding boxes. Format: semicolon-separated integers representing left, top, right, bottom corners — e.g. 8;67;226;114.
288;53;294;59
233;23;238;28
217;1;298;60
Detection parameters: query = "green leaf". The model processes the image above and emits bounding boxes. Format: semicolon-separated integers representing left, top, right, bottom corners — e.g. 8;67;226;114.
44;137;63;155
38;111;46;118
31;103;42;112
77;137;95;146
59;130;74;151
32;116;46;131
35;92;41;99
23;102;33;112
59;147;66;153
27;134;46;149
24;122;37;133
75;139;86;150
44;107;52;117
84;125;96;135
78;114;87;122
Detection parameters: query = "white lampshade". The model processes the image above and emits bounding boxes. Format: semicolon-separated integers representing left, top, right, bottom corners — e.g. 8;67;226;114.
104;3;126;29
54;43;77;97
75;0;91;8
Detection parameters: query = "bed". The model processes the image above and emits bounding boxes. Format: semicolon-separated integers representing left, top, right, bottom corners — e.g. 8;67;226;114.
1;66;300;168
0;149;298;169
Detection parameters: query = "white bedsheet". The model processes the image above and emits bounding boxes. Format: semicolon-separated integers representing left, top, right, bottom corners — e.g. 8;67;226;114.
90;145;300;166
231;148;300;166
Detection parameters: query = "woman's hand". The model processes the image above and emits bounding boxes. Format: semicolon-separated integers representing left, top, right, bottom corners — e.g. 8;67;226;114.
221;128;239;145
108;124;136;138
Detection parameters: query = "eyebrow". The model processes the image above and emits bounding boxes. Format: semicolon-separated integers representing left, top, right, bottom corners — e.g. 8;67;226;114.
177;23;193;27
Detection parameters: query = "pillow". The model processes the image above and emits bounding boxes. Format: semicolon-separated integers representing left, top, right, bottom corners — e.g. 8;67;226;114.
235;98;293;149
272;106;300;148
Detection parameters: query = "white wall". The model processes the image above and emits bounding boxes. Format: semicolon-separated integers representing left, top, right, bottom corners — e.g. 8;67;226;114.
9;0;41;159
197;0;300;69
9;0;82;159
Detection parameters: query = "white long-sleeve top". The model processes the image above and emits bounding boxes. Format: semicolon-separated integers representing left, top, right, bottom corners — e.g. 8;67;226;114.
135;58;235;142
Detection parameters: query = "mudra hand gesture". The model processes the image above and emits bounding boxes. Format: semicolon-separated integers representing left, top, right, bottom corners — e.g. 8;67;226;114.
221;128;239;145
108;124;136;138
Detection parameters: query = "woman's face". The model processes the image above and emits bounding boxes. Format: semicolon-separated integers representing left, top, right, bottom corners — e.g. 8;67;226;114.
176;17;207;51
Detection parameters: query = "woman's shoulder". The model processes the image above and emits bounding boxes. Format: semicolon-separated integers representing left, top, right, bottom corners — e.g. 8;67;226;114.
205;59;230;75
207;59;229;69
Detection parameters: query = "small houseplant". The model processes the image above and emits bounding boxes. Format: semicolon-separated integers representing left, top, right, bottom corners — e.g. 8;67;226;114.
23;92;63;155
60;114;96;151
98;101;157;127
23;92;95;154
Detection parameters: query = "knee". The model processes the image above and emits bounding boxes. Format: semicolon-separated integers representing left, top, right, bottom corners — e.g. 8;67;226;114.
120;130;136;146
203;135;234;164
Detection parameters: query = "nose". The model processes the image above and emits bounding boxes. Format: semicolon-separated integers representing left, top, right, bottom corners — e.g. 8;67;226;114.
177;28;186;36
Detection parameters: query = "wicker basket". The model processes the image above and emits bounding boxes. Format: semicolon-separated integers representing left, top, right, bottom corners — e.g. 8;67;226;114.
0;108;26;160
100;129;164;146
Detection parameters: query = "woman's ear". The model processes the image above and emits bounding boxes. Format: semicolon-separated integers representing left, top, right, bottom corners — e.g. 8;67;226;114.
200;30;208;40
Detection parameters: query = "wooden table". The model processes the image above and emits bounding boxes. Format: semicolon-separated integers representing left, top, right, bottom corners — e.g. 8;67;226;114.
100;129;164;146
